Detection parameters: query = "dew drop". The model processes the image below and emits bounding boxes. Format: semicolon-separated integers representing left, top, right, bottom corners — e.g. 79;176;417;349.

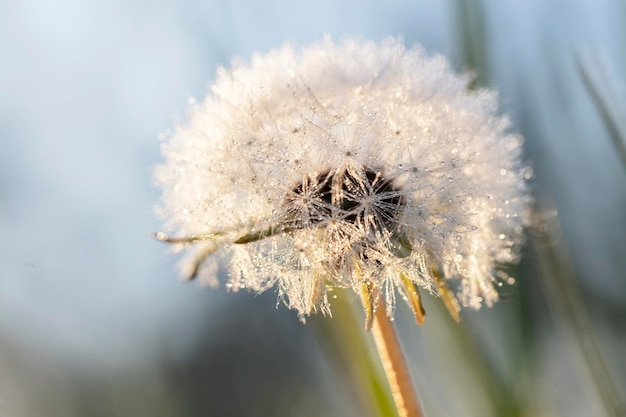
523;167;534;180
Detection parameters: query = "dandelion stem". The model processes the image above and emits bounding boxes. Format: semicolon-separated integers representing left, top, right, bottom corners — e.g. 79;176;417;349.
371;303;424;417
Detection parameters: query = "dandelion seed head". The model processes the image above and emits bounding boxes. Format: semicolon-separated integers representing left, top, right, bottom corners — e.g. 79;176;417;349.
155;37;531;324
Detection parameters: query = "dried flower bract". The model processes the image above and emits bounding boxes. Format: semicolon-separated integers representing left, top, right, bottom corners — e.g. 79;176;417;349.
155;37;531;328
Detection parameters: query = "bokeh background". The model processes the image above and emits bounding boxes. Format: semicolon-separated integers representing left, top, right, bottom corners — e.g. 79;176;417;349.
1;1;625;416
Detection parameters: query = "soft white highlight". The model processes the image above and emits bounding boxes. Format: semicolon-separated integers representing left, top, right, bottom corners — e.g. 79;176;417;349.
155;37;530;323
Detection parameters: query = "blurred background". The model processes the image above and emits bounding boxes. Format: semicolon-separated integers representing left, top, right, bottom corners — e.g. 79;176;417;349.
1;0;625;416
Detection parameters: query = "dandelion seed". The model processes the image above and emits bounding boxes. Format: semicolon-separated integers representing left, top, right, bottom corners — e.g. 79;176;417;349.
155;37;530;327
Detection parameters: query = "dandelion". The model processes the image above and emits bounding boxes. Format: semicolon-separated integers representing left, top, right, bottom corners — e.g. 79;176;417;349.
155;37;530;329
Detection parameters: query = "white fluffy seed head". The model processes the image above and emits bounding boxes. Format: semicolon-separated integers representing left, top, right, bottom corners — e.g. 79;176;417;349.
155;37;531;323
